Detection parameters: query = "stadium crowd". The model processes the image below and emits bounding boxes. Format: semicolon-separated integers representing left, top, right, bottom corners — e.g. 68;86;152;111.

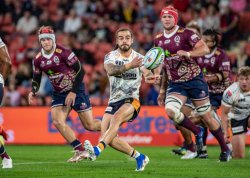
0;0;250;107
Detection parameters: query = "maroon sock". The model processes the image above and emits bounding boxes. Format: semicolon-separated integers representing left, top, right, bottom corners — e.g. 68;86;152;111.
74;144;84;151
0;152;10;159
203;127;208;146
179;117;200;135
210;127;229;152
186;142;195;152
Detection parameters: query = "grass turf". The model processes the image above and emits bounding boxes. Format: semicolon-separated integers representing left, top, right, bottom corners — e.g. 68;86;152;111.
1;145;249;178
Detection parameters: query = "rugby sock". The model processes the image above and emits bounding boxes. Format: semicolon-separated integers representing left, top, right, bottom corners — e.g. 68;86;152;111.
202;127;208;146
94;141;106;156
70;139;84;151
186;142;195;152
210;127;229;152
130;149;140;159
0;145;10;159
179;116;200;135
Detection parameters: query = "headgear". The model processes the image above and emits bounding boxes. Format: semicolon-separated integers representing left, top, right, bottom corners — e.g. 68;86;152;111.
160;6;179;25
38;26;55;43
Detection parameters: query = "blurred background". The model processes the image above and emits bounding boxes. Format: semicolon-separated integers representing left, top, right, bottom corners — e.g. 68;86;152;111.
0;0;250;107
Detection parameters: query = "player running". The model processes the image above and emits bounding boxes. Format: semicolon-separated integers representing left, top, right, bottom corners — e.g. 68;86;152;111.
28;26;101;163
156;6;231;161
84;27;154;171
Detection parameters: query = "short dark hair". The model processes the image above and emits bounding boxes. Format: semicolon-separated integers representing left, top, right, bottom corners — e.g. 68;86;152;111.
238;66;250;77
203;29;219;48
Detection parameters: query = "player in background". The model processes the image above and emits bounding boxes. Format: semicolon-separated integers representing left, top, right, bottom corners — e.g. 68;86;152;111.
28;26;101;163
156;6;231;161
0;36;13;168
173;29;232;159
84;28;154;171
221;66;250;158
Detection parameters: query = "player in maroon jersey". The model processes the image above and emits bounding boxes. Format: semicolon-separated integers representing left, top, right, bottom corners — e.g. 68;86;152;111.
28;26;101;163
156;6;231;161
0;37;13;168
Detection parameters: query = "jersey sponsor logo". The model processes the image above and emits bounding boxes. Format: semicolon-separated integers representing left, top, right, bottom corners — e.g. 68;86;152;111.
191;34;199;40
55;48;62;53
105;106;113;112
164;39;171;44
40;61;45;67
53;56;60;64
122;72;137;80
222;61;230;66
226;90;232;97
67;52;75;60
232;126;244;134
46;60;52;65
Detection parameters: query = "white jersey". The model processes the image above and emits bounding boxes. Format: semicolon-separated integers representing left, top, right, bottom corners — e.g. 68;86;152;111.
0;37;6;48
104;49;143;104
222;82;250;121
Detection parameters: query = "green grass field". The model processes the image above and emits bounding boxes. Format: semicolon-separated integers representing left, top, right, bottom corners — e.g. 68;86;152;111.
1;145;249;178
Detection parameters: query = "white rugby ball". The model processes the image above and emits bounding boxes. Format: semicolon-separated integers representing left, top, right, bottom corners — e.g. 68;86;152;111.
143;47;165;70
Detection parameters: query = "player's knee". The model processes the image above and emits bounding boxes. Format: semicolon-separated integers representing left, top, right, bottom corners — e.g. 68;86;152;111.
165;96;183;124
52;118;64;127
195;102;211;116
233;152;245;159
211;109;221;125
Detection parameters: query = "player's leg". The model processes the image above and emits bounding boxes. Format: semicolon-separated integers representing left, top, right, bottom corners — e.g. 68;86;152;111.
193;98;230;161
232;134;246;158
51;106;87;162
165;92;204;153
84;103;134;158
78;109;101;131
0;84;12;168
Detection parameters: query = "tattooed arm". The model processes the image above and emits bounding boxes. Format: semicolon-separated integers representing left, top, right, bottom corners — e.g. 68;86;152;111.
104;56;142;76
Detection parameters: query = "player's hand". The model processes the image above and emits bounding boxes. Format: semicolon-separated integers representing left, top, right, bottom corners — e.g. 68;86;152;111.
157;92;166;106
204;74;213;83
154;75;162;85
65;92;76;107
127;56;143;70
177;50;190;59
145;75;155;84
28;92;36;105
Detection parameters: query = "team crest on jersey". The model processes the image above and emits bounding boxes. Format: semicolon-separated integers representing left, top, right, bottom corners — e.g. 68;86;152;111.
210;57;215;65
55;48;62;53
53;56;60;64
174;36;180;43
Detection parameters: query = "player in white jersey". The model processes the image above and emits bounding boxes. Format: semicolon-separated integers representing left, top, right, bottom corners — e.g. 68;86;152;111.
221;66;250;158
0;37;13;168
84;27;154;171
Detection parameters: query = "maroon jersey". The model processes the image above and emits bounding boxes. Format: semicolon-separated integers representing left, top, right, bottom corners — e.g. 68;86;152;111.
33;45;79;93
196;48;230;93
154;27;201;82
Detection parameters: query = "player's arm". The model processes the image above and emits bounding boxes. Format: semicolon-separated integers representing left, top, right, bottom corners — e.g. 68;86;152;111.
220;103;231;141
204;71;229;84
0;45;12;83
71;60;84;93
104;56;142;76
157;69;168;106
140;65;155;84
31;72;42;95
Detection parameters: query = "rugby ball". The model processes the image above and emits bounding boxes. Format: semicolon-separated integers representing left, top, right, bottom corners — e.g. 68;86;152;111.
143;47;165;70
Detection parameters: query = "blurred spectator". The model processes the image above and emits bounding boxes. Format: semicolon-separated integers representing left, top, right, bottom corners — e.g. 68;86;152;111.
63;9;82;33
16;10;38;34
203;3;220;30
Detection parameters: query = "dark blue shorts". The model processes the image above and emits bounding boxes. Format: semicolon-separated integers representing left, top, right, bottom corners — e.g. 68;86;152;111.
52;84;91;112
209;92;223;108
105;98;141;122
168;73;209;100
0;83;3;104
